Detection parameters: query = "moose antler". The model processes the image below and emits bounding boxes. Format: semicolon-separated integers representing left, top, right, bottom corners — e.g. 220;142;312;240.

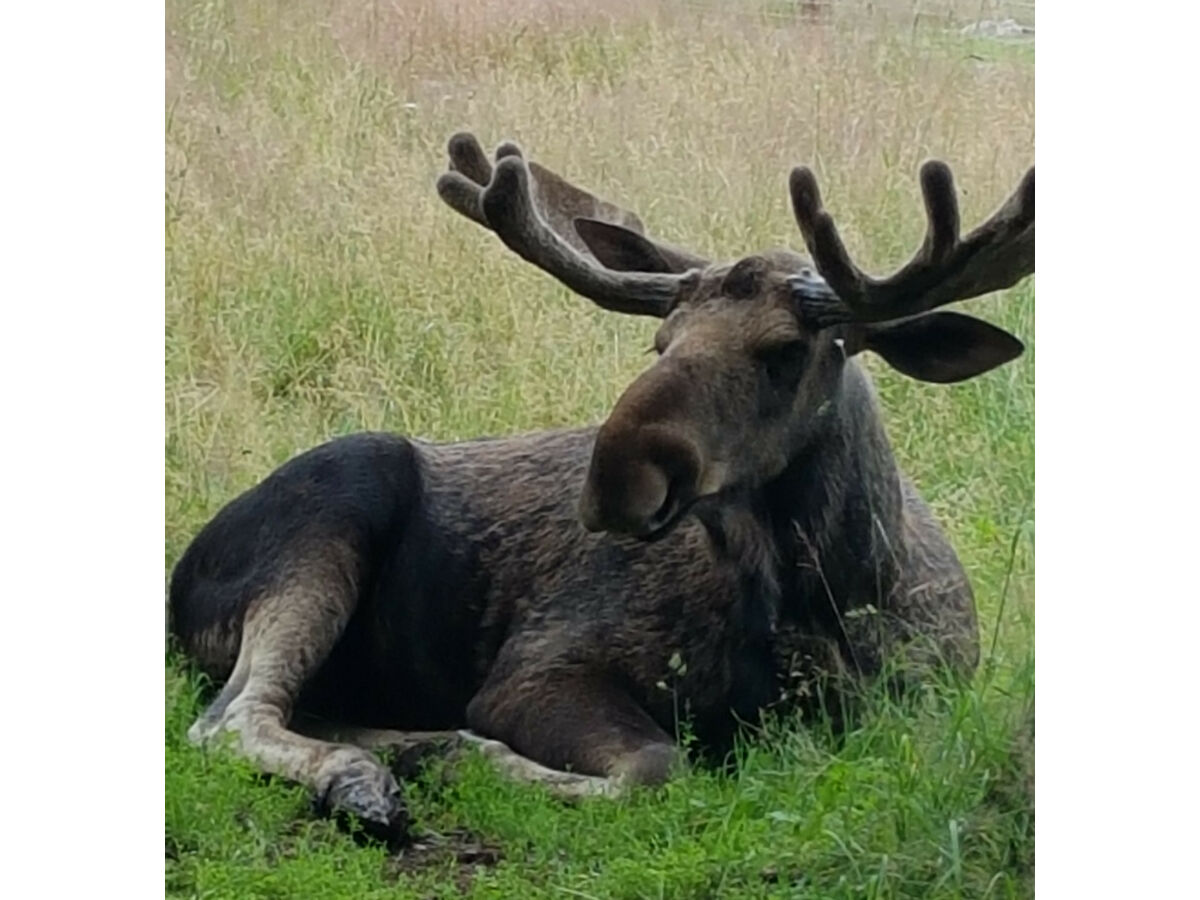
437;133;649;250
788;162;1034;327
437;133;703;318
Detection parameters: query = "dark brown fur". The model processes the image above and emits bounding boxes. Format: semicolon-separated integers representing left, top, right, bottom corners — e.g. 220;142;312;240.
170;135;1030;841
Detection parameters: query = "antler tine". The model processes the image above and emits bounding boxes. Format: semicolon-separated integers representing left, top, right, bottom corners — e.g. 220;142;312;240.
789;163;1035;327
918;161;961;263
788;166;867;308
478;155;692;317
448;132;495;185
439;132;513;227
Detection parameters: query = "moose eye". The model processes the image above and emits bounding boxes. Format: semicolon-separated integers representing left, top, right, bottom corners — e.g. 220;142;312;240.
757;340;807;389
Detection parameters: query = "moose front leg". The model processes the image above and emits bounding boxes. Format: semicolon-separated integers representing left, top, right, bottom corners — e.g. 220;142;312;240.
466;664;680;791
456;731;625;798
294;717;623;799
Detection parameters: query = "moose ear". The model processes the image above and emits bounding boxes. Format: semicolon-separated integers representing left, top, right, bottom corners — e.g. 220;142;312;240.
573;218;702;274
846;312;1024;383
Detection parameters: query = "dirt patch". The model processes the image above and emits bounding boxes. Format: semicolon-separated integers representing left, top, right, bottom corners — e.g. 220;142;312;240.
386;828;504;892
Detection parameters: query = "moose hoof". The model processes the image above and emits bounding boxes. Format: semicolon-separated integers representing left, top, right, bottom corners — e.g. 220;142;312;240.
318;761;410;847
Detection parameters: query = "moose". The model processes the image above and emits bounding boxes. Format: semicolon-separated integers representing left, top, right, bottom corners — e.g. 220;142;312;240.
169;132;1034;843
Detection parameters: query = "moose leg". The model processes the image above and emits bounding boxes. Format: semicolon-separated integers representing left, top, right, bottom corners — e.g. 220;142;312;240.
466;667;679;791
294;719;621;799
456;731;625;798
187;561;409;844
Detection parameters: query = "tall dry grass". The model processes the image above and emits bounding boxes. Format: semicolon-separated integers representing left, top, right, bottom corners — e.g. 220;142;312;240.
166;0;1032;557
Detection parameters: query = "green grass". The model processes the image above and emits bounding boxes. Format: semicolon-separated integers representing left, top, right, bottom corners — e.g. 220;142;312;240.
166;1;1033;896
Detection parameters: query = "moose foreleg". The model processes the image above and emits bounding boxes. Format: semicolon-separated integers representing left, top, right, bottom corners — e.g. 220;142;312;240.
456;731;625;798
292;719;623;798
466;665;680;791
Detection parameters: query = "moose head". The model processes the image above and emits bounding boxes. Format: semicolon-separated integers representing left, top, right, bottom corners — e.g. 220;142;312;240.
438;134;1034;540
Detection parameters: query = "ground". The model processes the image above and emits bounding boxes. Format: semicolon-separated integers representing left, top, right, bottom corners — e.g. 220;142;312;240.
165;1;1034;896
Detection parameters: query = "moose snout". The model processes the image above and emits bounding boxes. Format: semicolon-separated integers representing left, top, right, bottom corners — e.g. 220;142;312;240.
579;423;703;538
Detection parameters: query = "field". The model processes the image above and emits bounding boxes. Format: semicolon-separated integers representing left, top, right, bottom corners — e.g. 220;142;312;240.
165;1;1035;896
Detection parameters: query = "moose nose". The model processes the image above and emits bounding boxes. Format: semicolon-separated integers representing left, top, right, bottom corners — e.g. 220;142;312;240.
578;459;669;535
579;425;702;538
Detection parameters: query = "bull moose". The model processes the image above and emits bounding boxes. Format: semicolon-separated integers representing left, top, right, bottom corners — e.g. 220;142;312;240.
169;132;1035;842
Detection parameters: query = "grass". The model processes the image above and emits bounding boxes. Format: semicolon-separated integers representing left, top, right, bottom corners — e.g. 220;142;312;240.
165;1;1034;896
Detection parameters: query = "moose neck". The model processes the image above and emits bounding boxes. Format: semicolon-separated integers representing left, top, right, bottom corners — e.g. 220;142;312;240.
693;361;906;620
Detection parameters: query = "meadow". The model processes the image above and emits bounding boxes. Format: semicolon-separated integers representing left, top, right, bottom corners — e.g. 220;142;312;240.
165;1;1035;896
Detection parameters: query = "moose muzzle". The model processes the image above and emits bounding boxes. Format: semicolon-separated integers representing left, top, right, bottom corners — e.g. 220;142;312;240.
579;364;707;539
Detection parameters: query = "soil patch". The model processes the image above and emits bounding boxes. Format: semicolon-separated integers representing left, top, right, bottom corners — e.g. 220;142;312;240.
387;828;504;892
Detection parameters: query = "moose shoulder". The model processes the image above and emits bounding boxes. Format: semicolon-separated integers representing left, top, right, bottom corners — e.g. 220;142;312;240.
169;133;1034;843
